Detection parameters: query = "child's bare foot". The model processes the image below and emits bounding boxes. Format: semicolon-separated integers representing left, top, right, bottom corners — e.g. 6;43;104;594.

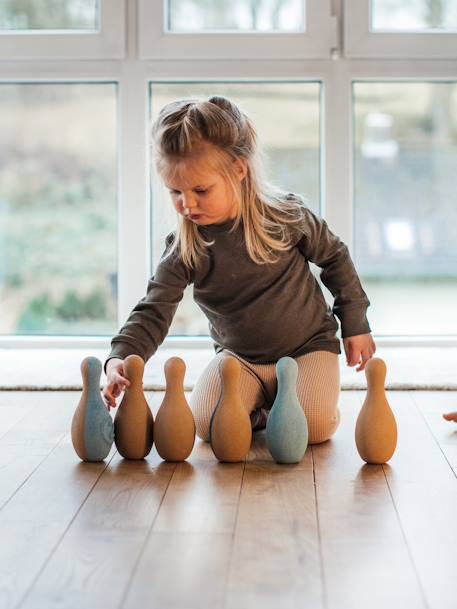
443;411;457;422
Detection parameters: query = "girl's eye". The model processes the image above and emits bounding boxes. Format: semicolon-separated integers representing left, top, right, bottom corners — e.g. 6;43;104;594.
195;189;207;194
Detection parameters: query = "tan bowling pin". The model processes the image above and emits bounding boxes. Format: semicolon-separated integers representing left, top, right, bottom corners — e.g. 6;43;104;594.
114;354;154;460
154;357;196;462
210;356;252;463
355;357;397;464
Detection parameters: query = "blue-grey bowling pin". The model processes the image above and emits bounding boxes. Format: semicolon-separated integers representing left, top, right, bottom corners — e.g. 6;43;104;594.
266;357;308;464
71;356;114;462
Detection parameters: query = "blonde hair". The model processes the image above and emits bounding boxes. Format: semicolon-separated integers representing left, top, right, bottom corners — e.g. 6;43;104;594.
151;95;307;268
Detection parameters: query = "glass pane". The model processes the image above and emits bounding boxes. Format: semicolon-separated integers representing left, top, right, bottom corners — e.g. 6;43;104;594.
354;82;457;336
149;82;320;336
371;0;457;31
0;83;117;336
167;0;305;32
0;0;99;31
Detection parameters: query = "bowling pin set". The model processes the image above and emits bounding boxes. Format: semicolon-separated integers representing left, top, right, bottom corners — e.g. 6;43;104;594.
72;355;196;463
71;354;397;466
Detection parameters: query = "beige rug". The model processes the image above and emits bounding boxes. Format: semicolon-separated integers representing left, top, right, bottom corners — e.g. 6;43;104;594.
0;346;456;391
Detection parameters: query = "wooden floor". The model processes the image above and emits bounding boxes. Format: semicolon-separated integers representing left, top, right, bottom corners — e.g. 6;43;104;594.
0;391;457;609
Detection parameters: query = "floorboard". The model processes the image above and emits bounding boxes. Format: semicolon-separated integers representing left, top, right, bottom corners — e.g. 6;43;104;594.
0;390;455;609
122;393;243;609
0;393;74;511
312;392;426;609
383;392;457;609
19;451;176;609
0;433;113;609
225;445;323;609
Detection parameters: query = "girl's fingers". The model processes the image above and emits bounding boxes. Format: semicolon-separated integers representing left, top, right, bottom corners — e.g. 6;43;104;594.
102;390;115;409
114;373;130;388
102;370;131;410
443;412;457;422
344;344;358;366
356;349;374;372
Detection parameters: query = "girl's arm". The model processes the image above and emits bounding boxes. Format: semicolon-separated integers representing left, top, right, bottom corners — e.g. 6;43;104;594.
103;232;192;375
296;207;375;369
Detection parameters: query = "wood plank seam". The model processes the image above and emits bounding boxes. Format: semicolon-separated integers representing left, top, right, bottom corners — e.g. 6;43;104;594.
412;395;457;481
381;463;430;609
117;461;179;609
15;442;119;609
311;445;328;609
0;428;69;514
0;404;35;442
222;459;246;609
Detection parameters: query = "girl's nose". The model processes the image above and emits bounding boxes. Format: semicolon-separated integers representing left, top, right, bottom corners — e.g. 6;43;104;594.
182;194;197;210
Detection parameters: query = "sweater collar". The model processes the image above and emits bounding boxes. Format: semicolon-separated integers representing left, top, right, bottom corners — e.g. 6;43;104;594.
199;218;240;234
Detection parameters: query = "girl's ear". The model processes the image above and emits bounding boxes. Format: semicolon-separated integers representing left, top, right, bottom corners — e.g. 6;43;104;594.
233;157;248;182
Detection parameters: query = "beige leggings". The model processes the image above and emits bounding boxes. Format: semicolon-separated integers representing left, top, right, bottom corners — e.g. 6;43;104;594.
189;350;341;445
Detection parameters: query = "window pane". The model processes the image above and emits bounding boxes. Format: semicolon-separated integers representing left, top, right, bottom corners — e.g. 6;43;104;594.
0;0;99;31
354;82;457;335
371;0;457;31
166;0;305;32
0;83;117;336
149;82;320;336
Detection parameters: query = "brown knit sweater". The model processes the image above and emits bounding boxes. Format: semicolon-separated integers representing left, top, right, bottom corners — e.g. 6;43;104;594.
104;196;371;372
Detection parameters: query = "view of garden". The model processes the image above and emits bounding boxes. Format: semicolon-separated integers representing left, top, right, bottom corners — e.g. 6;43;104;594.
0;83;118;335
1;1;456;337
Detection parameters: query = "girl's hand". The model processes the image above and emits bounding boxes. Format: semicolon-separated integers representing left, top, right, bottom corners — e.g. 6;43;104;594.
103;358;131;409
343;333;376;372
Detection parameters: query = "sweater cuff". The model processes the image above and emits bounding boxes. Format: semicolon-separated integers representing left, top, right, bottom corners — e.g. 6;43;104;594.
336;307;372;339
103;342;146;375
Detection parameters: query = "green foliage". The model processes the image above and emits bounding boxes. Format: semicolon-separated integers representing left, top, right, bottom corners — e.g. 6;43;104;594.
5;272;23;288
82;289;107;318
55;289;80;320
56;288;107;320
17;287;108;332
16;293;55;333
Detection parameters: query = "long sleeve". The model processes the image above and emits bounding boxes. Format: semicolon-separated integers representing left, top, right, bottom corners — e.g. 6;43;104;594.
104;233;192;373
295;208;371;338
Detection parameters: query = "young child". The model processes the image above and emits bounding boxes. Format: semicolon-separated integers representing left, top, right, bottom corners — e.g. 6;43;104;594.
103;95;376;444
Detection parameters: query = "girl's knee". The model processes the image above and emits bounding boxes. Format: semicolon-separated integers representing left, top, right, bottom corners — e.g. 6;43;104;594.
307;409;340;444
188;353;225;443
195;419;211;443
190;400;212;442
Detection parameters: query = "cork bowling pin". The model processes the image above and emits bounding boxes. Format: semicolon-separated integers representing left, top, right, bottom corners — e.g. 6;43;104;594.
71;356;114;462
355;357;397;464
154;357;196;461
210;356;252;463
266;357;308;464
114;354;154;460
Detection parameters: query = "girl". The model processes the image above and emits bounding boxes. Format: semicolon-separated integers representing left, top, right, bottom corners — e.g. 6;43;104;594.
103;95;376;444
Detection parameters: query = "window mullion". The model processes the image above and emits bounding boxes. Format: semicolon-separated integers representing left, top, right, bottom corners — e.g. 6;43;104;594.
118;63;151;325
323;62;353;252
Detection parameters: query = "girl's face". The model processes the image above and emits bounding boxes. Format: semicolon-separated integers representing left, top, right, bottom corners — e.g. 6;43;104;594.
162;152;247;226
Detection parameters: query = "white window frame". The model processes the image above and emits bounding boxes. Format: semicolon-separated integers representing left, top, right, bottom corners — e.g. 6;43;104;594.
1;0;456;348
0;0;126;60
345;0;457;59
138;0;338;59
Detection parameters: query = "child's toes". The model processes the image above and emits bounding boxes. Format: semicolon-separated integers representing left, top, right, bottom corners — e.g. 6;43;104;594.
443;412;457;422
